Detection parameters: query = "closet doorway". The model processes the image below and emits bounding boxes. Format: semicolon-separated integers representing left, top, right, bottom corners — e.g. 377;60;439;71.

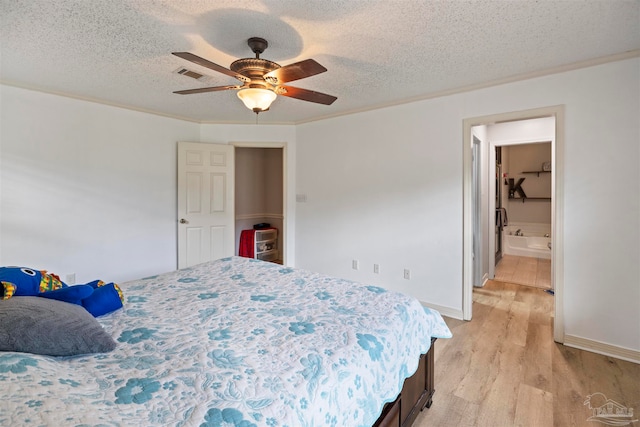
233;144;285;264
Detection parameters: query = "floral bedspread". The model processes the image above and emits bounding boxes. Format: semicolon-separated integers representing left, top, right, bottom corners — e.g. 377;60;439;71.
0;256;451;427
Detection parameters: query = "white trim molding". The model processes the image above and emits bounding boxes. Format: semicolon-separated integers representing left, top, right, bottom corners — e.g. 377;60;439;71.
421;301;463;321
564;335;640;365
235;213;284;220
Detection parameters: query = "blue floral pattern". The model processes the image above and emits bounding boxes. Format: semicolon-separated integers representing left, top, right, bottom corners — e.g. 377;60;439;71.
0;256;451;426
115;378;161;404
357;333;385;361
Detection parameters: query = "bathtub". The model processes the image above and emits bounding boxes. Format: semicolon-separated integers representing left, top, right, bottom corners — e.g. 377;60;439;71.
503;223;551;259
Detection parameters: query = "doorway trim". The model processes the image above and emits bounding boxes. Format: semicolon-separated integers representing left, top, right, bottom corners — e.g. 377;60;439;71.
471;136;483;288
231;141;289;265
462;105;565;343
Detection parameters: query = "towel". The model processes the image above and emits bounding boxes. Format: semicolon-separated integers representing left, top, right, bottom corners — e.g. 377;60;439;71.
496;207;508;229
239;229;255;258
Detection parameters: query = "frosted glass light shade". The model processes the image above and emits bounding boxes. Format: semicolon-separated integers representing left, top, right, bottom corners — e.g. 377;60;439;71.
237;88;277;112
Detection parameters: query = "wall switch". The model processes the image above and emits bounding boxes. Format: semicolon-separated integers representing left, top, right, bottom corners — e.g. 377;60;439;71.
352;260;359;270
403;269;411;280
373;264;380;274
296;194;307;203
66;273;76;284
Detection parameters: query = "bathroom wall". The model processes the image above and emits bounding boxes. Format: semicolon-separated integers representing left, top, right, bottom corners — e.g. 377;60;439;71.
503;143;552;224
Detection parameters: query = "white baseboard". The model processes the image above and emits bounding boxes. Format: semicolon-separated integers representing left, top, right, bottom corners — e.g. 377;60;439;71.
564;335;640;364
420;301;464;320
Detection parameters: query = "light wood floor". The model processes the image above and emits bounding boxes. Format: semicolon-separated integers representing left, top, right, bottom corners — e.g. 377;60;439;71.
495;255;551;289
415;280;639;427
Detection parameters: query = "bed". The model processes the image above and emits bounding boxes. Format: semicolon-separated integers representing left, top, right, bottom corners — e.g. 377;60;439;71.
0;256;451;426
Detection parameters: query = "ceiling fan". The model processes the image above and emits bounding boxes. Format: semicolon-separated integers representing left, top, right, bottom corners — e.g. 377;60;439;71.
172;37;337;114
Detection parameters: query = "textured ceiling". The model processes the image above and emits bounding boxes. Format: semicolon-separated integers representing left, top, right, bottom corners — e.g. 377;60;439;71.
1;0;638;124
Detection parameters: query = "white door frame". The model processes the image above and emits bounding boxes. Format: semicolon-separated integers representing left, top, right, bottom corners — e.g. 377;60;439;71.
471;136;483;287
462;105;565;343
231;141;288;265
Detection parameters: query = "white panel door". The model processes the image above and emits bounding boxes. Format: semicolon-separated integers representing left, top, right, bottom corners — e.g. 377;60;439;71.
177;142;235;268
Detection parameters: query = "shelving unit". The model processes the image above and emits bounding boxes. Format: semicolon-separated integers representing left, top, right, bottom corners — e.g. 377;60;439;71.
522;170;551;177
508;170;551;202
255;229;278;262
510;196;552;203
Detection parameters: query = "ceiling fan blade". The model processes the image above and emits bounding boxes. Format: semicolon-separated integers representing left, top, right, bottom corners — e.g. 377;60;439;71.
278;85;337;105
264;59;327;84
173;85;241;95
172;52;249;83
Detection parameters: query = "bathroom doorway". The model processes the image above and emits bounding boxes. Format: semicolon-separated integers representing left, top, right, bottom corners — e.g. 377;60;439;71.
490;140;552;290
462;106;564;342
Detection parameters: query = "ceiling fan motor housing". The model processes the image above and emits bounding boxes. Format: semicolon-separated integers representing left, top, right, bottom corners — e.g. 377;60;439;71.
231;37;282;88
230;58;280;87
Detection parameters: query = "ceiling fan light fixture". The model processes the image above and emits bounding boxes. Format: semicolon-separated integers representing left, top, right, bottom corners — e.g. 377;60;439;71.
237;88;277;113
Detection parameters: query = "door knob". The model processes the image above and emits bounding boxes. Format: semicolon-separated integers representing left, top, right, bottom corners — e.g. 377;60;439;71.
179;218;188;224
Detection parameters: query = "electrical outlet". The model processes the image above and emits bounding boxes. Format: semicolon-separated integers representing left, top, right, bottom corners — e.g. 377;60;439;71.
66;273;76;284
403;269;411;280
373;264;380;274
352;260;359;270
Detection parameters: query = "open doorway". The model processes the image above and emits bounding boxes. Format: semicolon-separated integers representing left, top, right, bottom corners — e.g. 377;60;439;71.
234;145;285;264
463;106;564;343
491;141;552;290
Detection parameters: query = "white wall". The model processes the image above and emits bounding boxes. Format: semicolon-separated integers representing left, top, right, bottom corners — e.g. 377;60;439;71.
0;85;199;283
1;57;638;355
296;57;639;353
296;99;464;315
0;87;299;280
235;148;283;217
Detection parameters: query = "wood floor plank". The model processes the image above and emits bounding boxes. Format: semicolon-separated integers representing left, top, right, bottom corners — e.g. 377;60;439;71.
536;258;552;288
474;339;525;426
552;344;597;427
513;384;553;427
452;303;508;403
523;321;553;392
495;255;551;290
420;390;480;426
511;258;537;287
505;300;530;347
515;286;553;326
415;280;640;427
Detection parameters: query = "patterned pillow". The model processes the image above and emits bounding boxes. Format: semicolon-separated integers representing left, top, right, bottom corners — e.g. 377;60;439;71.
0;296;116;356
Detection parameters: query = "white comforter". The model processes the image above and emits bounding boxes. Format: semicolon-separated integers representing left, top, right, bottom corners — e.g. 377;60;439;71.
0;256;451;426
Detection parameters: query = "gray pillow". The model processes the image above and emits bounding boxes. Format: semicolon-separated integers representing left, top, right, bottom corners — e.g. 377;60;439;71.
0;296;116;356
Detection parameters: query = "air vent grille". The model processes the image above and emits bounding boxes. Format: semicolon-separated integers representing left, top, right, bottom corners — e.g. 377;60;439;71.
174;67;204;80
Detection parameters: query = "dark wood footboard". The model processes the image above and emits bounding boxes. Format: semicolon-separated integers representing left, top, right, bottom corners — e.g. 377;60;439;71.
373;337;437;427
